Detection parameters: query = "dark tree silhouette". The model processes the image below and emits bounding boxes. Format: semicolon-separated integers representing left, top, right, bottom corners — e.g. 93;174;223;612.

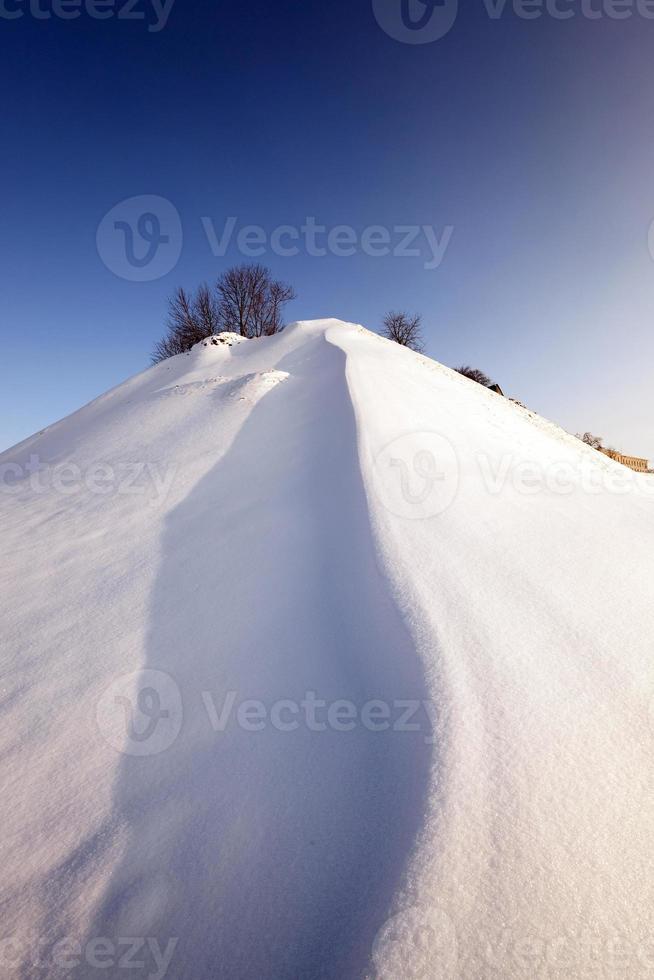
254;279;296;337
217;265;296;339
152;286;212;363
381;312;425;353
455;365;494;387
194;283;221;337
152;268;296;362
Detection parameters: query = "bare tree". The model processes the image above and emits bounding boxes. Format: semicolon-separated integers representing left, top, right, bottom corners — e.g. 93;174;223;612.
194;282;220;336
151;331;186;364
382;312;425;352
152;287;201;363
576;432;604;450
152;284;220;363
455;365;494;387
256;279;297;337
216;265;296;339
217;265;268;338
152;268;296;363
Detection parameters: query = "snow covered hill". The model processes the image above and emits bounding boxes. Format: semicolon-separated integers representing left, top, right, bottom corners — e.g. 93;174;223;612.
1;319;653;979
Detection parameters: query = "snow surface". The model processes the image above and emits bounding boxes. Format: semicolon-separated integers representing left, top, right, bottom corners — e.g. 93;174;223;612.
1;319;653;979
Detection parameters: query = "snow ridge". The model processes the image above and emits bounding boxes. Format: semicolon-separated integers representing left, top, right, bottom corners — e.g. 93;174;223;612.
1;319;653;979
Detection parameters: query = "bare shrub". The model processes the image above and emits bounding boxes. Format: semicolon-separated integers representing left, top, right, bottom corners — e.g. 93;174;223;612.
576;432;604;450
152;286;215;364
217;265;296;339
455;365;494;387
152;267;296;362
381;312;425;353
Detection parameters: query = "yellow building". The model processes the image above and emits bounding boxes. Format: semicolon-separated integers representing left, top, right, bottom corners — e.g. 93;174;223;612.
599;448;649;473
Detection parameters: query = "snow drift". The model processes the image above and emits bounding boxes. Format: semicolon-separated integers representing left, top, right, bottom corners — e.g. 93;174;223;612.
1;319;653;979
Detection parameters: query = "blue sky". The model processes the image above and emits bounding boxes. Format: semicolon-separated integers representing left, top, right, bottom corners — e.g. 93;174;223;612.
1;0;653;458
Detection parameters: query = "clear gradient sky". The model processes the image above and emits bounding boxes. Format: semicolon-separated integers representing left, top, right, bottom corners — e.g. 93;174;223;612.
1;0;653;458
